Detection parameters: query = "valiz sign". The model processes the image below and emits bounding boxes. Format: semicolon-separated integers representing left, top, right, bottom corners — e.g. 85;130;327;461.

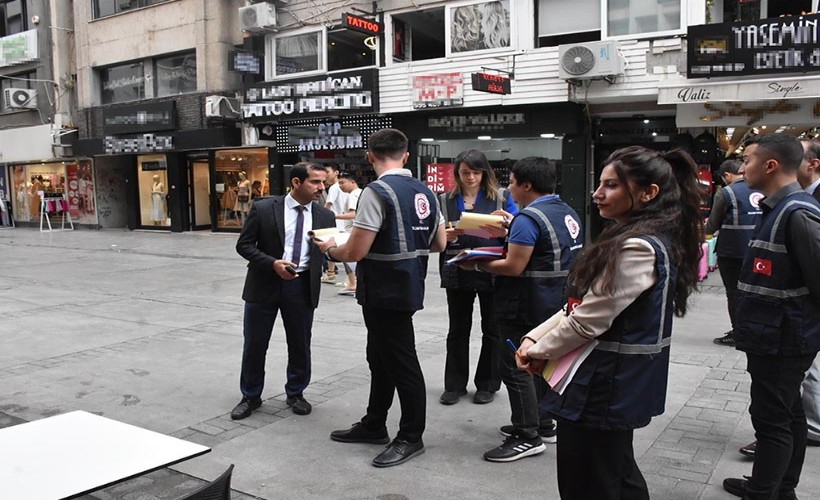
471;73;511;95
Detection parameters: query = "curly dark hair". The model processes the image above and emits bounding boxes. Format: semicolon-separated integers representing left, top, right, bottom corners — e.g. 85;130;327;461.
571;146;704;317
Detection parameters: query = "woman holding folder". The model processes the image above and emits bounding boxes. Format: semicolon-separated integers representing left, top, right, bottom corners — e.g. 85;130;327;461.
438;150;518;405
516;147;703;499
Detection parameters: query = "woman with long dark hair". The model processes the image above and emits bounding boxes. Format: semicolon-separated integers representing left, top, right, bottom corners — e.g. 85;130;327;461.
516;146;703;499
438;149;518;405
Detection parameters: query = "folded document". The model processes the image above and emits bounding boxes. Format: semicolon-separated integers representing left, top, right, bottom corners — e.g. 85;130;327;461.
445;246;505;265
456;213;506;238
308;228;350;246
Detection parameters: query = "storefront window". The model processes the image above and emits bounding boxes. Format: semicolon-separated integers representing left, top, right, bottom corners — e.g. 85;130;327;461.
449;0;511;54
328;29;377;71
9;162;67;222
155;52;197;97
214;149;269;230
94;0;170;19
100;61;145;104
390;8;445;62
273;30;323;76
66;160;97;225
138;154;170;227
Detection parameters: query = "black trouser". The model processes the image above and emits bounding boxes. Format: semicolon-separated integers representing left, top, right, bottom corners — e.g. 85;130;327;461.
717;256;743;332
360;306;426;443
745;352;816;500
556;421;649;500
443;288;501;393
497;322;540;439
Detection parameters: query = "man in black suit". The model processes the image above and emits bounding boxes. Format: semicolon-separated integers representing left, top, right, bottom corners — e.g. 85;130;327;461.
231;162;336;420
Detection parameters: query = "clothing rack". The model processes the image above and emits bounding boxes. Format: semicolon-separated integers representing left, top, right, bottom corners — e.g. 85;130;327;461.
0;197;14;229
40;193;74;232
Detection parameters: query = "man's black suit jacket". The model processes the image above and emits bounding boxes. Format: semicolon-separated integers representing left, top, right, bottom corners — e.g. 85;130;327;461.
236;196;336;308
814;186;820;203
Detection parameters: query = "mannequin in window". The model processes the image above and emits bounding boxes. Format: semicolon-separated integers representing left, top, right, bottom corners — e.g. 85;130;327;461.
263;171;270;196
30;176;43;218
234;171;252;222
151;174;166;225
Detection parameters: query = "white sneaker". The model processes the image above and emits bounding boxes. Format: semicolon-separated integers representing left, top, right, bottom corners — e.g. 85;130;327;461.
320;274;337;284
334;281;349;288
337;288;356;296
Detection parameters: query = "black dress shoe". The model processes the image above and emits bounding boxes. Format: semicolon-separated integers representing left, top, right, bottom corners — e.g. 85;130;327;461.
372;438;425;468
330;422;390;444
286;395;312;415
439;389;467;405
739;440;756;458
473;390;495;404
723;477;748;498
230;397;262;420
714;331;736;346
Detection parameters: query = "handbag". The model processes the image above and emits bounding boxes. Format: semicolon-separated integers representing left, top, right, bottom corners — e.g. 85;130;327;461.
238;195;250;203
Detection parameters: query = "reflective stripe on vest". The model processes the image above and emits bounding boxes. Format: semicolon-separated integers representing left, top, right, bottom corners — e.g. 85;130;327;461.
723;185;755;229
748;240;787;253
365;179;434;260
770;200;820;241
594;235;672;355
738;282;810;299
522;205;561;272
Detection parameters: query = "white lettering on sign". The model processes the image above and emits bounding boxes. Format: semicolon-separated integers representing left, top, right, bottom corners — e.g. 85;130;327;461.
104;134;173;154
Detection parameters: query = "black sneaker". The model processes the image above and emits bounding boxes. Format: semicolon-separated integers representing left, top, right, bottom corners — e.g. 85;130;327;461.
500;424;557;444
484;435;546;462
230;397;262;420
713;331;736;346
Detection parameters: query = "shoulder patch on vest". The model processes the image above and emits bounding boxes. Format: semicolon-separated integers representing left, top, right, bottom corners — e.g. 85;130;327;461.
564;214;581;240
749;192;763;209
415;193;431;220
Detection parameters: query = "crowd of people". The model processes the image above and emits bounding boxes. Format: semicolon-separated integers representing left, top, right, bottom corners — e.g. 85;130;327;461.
228;128;820;499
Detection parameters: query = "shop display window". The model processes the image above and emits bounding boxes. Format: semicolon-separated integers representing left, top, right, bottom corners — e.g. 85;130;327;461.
215;149;269;229
272;30;323;76
328;29;377;71
8;162;83;223
138;154;170;227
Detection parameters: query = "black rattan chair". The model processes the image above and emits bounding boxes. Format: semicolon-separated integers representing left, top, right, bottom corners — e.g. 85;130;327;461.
177;464;234;500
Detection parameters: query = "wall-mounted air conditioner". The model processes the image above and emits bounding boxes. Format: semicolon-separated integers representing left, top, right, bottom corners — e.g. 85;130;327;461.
205;95;241;118
3;88;38;109
239;3;277;32
558;41;623;81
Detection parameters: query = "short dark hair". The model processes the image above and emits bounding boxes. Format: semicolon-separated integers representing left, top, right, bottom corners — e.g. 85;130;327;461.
511;157;556;194
718;159;741;177
325;164;340;172
368;128;408;160
744;134;804;173
290;162;325;182
338;171;359;184
802;138;820;162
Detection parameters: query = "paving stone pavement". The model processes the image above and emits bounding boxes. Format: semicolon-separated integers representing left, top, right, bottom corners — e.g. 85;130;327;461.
1;229;818;500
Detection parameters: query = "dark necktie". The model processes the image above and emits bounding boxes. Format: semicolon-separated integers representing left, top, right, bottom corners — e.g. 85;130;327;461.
291;205;305;267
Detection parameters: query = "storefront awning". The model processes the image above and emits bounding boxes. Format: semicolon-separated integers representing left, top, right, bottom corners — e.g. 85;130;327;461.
658;75;820;105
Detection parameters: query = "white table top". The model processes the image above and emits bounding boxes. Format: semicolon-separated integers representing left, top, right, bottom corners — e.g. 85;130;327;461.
0;410;210;500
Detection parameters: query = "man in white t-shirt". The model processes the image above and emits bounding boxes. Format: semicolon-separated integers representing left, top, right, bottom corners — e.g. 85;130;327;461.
335;171;362;295
322;165;348;283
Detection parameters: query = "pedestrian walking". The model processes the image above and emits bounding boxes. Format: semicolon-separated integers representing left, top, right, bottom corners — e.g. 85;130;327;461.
231;162;336;420
722;134;820;499
706;159;762;347
316;129;446;468
438;149;518;406
464;156;583;462
517;146;703;499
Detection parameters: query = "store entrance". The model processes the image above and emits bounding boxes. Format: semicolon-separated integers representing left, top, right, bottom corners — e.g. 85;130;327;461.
137;154;171;229
189;157;211;230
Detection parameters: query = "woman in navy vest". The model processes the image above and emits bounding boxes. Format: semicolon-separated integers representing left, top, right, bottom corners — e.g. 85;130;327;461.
438;150;518;405
516;147;703;499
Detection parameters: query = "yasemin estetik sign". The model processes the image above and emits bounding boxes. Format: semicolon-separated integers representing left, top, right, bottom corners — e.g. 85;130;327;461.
243;69;377;118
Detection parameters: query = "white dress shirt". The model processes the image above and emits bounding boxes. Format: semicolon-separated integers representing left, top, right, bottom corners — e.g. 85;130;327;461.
284;194;314;272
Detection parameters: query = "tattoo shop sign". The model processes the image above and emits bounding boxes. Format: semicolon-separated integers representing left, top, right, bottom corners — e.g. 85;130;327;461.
243;68;377;119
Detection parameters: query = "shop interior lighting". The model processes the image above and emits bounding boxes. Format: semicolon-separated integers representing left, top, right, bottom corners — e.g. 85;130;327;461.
761;125;767;130
477;135;492;140
540;133;555;138
420;138;435;142
651;132;658;137
726;127;735;138
643;119;650;124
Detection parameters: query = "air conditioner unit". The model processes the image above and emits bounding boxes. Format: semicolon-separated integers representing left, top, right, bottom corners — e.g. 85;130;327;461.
239;3;277;32
3;88;37;109
558;41;623;81
205;95;241;118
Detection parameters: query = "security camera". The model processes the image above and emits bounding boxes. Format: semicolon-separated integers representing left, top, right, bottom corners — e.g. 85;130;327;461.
31;15;40;25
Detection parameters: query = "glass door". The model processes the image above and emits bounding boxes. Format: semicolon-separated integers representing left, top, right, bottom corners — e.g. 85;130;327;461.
189;159;211;229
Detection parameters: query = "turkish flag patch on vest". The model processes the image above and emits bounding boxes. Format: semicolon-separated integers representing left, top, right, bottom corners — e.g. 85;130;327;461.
753;258;773;276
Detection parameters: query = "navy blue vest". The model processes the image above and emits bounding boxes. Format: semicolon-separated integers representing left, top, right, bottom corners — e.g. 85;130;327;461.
734;190;820;355
438;189;509;292
494;197;583;326
716;180;762;259
356;174;439;311
542;235;676;430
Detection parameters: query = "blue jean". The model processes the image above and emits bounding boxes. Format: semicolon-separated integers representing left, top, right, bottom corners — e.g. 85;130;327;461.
239;275;314;399
497;322;540;440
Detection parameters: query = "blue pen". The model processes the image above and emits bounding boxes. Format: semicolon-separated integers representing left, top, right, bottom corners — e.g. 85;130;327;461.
505;338;518;352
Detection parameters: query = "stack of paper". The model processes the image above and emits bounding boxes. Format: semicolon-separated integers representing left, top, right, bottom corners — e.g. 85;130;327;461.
308;228;350;246
456;213;506;238
542;340;599;395
445;246;505;265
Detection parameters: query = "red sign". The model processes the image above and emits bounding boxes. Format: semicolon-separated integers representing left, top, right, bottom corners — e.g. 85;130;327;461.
342;13;382;35
471;73;511;95
412;74;464;109
753;258;772;276
426;163;456;194
65;163;80;219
